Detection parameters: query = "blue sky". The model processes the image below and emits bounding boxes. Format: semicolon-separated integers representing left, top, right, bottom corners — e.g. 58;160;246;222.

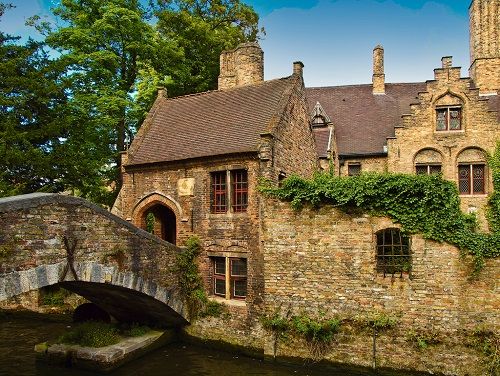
3;0;471;86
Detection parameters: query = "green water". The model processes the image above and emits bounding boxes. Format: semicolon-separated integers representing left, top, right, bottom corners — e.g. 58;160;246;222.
0;311;426;376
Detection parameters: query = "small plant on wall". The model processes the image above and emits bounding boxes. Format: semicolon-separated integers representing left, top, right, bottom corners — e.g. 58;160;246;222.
145;212;155;234
175;235;226;319
466;325;499;376
291;313;342;361
261;311;292;358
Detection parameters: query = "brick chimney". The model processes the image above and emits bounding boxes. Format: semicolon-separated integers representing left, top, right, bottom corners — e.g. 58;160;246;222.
372;45;385;95
293;61;304;77
218;42;264;90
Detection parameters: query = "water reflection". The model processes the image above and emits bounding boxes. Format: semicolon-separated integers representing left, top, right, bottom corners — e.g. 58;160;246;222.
0;312;424;376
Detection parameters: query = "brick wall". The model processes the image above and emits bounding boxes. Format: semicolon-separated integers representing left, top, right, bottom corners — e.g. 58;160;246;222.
261;199;499;375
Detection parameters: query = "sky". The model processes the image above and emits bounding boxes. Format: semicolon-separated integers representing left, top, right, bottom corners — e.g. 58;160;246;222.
2;0;471;87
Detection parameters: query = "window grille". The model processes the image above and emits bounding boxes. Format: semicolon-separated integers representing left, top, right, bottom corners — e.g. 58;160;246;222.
436;107;462;131
231;170;248;212
348;163;361;176
459;164;485;195
211;171;227;213
416;164;441;175
376;229;411;277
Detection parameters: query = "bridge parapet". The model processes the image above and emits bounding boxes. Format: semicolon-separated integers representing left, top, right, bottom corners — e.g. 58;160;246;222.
0;193;188;326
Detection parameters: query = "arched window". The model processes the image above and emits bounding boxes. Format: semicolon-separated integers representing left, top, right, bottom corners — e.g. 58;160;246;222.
434;93;464;131
376;228;411;277
414;148;442;175
456;148;487;195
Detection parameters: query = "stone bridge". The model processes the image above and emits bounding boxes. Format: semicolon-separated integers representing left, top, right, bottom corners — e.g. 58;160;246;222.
0;193;188;327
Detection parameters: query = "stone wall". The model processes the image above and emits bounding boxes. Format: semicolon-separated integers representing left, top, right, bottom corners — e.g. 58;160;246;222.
339;156;387;176
386;61;499;229
260;199;499;375
259;73;318;183
0;194;186;324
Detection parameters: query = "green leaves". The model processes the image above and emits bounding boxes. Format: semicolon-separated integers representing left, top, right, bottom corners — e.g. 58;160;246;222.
260;171;500;272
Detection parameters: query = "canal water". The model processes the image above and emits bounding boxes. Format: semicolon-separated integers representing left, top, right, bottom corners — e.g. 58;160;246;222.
0;311;424;376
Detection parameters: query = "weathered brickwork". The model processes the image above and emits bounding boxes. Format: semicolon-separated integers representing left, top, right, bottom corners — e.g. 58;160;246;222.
339;156;387;176
218;42;264;90
469;0;500;94
261;199;499;375
259;72;318;183
0;194;186;324
386;61;499;229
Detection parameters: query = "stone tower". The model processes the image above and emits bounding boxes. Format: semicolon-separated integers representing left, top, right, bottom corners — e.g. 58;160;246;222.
218;42;264;90
469;0;500;94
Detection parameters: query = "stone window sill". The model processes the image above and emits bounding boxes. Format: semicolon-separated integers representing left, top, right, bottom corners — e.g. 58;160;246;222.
209;295;246;307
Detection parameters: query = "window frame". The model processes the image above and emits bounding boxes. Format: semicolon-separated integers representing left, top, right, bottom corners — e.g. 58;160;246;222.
415;164;442;175
211;256;247;300
436;106;462;131
231;170;248;213
211;171;227;214
375;228;411;278
348;163;361;176
458;163;486;195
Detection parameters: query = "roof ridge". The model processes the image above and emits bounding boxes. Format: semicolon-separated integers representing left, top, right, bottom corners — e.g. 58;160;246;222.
164;76;294;101
306;81;426;90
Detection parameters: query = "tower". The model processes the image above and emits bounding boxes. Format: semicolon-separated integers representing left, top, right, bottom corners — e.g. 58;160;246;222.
469;0;500;94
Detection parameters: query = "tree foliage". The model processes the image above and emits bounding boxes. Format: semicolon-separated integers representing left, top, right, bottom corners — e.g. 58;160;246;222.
0;0;260;204
153;0;262;96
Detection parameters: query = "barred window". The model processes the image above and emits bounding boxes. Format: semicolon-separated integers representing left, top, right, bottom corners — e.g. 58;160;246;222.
436;107;462;131
211;172;227;213
376;229;411;277
211;257;247;300
348;163;361;176
459;164;485;195
231;170;248;212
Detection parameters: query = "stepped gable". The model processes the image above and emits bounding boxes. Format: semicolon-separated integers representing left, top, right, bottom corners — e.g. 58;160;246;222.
306;82;426;157
127;77;295;166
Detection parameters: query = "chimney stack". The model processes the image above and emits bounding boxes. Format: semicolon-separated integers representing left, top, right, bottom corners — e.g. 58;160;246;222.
372;45;385;95
441;56;453;69
218;42;264;90
293;61;304;77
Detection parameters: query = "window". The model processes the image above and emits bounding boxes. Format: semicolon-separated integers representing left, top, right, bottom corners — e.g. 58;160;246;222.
210;169;248;213
211;257;247;300
458;164;485;195
376;229;411;277
436;107;462;131
348;163;361;176
231;170;248;212
211;171;227;213
415;164;441;175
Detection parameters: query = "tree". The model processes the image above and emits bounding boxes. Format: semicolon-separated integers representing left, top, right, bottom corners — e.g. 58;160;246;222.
44;0;175;179
153;0;262;96
0;4;69;196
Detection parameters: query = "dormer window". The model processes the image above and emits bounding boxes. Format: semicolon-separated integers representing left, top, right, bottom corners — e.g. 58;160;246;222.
436;107;462;131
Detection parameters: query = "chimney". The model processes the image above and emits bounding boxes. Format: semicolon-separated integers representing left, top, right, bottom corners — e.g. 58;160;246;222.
372;45;385;95
218;42;264;90
293;61;304;77
441;56;452;69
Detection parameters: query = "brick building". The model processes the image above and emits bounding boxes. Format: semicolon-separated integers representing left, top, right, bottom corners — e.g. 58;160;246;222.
113;0;499;373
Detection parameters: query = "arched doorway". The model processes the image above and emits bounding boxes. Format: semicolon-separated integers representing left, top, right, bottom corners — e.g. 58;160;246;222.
142;204;177;245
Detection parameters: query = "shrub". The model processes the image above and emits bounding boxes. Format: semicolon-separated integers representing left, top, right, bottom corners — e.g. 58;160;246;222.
58;321;120;348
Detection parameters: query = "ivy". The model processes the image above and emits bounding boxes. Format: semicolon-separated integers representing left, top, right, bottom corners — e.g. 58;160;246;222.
487;142;500;234
260;170;500;272
145;212;155;234
175;235;226;319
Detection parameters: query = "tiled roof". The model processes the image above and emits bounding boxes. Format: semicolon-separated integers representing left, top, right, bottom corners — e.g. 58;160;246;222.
312;127;331;158
306;83;426;156
127;77;296;166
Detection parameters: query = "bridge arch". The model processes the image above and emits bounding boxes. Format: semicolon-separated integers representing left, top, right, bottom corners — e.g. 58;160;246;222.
0;261;188;326
0;193;189;326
